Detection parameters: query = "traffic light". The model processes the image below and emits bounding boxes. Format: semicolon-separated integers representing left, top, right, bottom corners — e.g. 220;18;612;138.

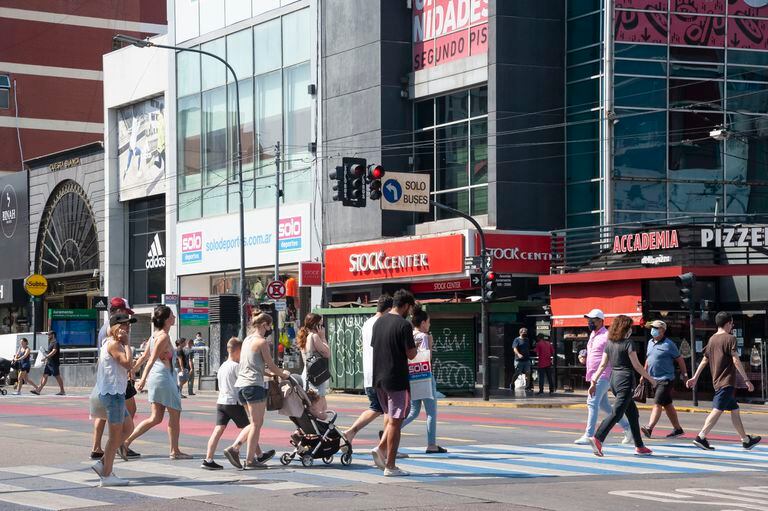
343;157;366;207
676;272;696;310
330;165;345;203
368;164;385;200
483;270;496;301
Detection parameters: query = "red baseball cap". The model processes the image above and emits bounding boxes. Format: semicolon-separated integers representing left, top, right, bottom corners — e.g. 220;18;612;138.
110;297;134;315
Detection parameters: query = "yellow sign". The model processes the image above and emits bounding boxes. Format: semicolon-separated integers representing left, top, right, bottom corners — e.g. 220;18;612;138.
24;274;48;296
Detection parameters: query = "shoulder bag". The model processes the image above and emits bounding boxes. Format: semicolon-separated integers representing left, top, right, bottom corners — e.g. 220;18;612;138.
266;377;284;411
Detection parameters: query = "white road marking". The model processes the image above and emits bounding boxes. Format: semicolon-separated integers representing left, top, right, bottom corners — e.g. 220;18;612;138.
0;482;109;510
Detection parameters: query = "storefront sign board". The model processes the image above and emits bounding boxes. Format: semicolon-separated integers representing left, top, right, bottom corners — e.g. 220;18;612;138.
411;278;473;294
475;232;552;275
299;261;323;287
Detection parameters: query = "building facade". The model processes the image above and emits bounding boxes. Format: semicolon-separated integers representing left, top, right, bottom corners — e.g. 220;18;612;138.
0;1;165;173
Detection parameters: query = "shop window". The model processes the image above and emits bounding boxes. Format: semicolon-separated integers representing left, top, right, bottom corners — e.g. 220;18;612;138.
128;197;166;307
614;109;666;178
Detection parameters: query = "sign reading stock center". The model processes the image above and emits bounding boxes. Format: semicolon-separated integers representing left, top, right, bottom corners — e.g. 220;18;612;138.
176;203;311;275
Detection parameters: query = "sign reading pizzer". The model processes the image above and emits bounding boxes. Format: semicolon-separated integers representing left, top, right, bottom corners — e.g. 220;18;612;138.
380;172;430;213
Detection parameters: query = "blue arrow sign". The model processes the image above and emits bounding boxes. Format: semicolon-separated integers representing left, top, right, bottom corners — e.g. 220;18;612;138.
382;179;402;203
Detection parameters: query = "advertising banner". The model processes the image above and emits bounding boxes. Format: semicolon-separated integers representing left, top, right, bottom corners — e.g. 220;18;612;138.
412;0;489;71
474;232;552;275
325;234;465;285
176;203;311;276
118;97;166;201
180;296;209;326
48;309;98;347
0;171;29;279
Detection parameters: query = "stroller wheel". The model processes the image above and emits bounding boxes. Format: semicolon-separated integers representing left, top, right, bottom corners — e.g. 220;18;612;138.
322;456;333;465
300;454;314;467
280;453;293;466
340;452;352;466
0;389;6;395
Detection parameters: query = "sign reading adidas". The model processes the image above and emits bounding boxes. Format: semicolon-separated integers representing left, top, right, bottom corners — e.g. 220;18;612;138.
146;233;166;269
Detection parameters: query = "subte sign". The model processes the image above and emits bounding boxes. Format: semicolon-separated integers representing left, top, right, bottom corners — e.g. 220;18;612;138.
380;171;430;213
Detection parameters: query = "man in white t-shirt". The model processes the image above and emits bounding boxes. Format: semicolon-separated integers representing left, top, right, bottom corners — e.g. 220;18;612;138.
343;294;393;447
202;337;253;470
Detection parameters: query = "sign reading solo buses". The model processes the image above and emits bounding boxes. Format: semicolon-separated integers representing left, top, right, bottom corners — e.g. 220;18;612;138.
24;274;48;297
380;172;431;213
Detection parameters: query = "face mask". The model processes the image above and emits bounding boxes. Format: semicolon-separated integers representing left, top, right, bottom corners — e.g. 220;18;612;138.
651;327;660;338
587;320;597;331
264;328;273;338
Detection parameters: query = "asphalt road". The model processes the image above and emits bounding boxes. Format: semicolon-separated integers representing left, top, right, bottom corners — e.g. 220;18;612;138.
1;389;767;511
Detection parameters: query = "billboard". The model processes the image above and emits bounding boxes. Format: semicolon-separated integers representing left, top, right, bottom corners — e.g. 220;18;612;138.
48;309;98;347
118;97;166;201
176;202;311;276
412;0;489;71
0;171;29;279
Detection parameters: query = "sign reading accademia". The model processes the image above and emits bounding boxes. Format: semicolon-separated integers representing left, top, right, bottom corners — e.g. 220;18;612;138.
176;203;311;276
612;230;680;254
412;0;489;71
325;234;465;284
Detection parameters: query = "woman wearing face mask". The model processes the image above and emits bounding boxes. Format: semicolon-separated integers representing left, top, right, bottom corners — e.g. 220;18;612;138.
233;312;291;470
587;315;659;457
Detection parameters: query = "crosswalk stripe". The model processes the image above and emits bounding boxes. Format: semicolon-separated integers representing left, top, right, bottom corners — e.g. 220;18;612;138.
287;466;394;484
411;453;591;477
0;482;109;511
99;460;235;482
507;446;670;474
243;481;318;491
641;444;768;467
2;465;218;499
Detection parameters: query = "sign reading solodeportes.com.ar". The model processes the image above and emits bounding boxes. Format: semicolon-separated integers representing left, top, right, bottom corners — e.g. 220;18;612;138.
176;203;311;276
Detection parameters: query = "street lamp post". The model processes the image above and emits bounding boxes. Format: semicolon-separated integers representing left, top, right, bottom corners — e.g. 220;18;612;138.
113;34;248;341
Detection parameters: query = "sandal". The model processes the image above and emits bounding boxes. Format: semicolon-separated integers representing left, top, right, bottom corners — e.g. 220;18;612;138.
425;446;448;454
170;452;193;460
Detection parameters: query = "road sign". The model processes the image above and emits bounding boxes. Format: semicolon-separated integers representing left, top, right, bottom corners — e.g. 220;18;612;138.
93;296;109;311
274;299;287;312
464;255;492;272
494;273;515;288
266;280;286;300
162;293;179;305
380;171;430;212
24;274;48;296
469;273;482;287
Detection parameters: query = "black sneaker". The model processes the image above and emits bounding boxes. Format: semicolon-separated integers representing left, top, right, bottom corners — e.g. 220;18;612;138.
257;449;275;464
378;430;384;440
243;459;267;470
743;435;762;450
125;448;141;459
640;426;653;439
693;436;715;451
89;451;104;460
201;460;223;470
665;428;685;439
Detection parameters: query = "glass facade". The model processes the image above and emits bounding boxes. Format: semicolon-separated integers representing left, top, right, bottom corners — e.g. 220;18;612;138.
414;86;488;220
176;8;312;221
567;0;768;227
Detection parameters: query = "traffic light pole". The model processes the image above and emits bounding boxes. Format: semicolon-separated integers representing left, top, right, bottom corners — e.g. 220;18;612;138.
429;200;491;401
689;304;698;406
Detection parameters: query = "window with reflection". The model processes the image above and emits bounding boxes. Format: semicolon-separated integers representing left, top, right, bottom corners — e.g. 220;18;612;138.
614;110;666;178
178;94;201;191
668;111;723;180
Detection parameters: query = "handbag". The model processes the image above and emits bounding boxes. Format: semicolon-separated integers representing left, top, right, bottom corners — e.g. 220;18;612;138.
633;380;650;403
266;377;284;411
305;354;331;387
10;360;19;371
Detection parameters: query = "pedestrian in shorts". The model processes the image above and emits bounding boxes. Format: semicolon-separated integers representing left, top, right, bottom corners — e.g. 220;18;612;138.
202;337;253;470
687;311;761;451
640;319;688;439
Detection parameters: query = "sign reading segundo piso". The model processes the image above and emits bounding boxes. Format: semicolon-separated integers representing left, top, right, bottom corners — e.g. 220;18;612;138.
412;0;489;71
380;172;430;213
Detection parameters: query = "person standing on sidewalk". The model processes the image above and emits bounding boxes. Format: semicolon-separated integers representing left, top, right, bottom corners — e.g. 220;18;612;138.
202;337;252;470
587;315;658;457
574;309;633;446
640;320;687;439
686;311;761;451
91;313;136;487
401;304;447;454
343;294;392;449
509;328;533;393
371;289;417;477
32;331;65;396
186;338;196;396
12;338;36;395
534;334;555;395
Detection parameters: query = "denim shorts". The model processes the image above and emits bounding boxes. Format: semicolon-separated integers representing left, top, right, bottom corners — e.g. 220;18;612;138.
365;386;384;414
238;385;267;404
98;393;129;424
713;386;739;411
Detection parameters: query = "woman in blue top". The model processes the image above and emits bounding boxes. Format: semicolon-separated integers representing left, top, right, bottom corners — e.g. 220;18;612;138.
12;338;36;395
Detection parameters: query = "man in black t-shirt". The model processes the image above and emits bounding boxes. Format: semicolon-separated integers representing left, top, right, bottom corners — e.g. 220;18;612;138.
371;289;417;477
33;331;65;396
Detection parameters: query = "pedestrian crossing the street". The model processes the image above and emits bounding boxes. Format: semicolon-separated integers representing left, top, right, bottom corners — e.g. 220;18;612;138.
2;443;768;510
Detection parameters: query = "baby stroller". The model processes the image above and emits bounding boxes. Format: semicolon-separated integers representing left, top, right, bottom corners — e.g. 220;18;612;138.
0;358;11;394
279;374;352;467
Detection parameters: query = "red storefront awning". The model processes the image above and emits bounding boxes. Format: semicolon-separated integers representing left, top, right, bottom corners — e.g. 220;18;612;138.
550;280;643;328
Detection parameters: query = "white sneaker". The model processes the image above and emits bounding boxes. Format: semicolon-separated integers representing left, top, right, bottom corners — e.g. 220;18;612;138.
383;467;410;477
395;452;409;459
13;390;20;395
371;448;386;470
573;436;590;445
91;459;104;477
100;474;129;487
620;431;633;445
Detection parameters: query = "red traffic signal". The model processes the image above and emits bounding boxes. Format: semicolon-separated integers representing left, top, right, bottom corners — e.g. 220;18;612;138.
368;164;385;180
485;271;495;281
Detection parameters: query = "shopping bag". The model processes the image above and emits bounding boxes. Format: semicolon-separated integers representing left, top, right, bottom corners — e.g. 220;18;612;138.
33;349;45;369
514;374;527;390
409;349;434;401
632;381;650;403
